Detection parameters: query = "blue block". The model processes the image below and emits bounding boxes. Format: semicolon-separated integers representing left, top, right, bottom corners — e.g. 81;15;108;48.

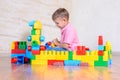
11;54;26;58
40;36;45;42
26;49;32;59
108;59;112;65
64;60;81;66
27;36;31;41
17;56;24;64
98;45;104;50
45;43;50;48
29;20;35;27
32;45;40;50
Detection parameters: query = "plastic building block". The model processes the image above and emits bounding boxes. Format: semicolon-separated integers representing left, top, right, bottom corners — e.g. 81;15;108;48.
40;45;46;50
28;46;31;51
24;57;30;64
40;36;45;42
27;36;31;41
29;20;35;27
64;60;81;66
80;62;89;66
76;46;86;55
51;43;56;48
31;60;47;65
18;41;27;50
11;57;18;63
31;29;35;35
48;60;64;66
32;45;40;50
11;42;15;49
68;51;73;60
35;30;41;35
98;45;104;50
98;35;103;45
94;56;108;67
32;50;40;55
47;41;52;46
32;41;38;46
11;49;26;54
34;20;42;29
98;50;104;56
15;41;19;49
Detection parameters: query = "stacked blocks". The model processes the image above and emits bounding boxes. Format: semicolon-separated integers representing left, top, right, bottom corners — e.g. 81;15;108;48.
11;41;28;64
11;20;112;67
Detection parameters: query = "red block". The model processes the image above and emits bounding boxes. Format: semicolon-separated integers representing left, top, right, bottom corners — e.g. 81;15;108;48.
32;50;40;55
80;62;89;66
24;57;29;63
76;46;86;55
77;46;82;50
98;50;104;56
82;46;86;53
28;46;31;51
98;35;103;45
15;41;19;49
47;41;52;46
48;60;64;66
40;45;46;50
11;49;26;54
11;57;18;63
85;47;90;51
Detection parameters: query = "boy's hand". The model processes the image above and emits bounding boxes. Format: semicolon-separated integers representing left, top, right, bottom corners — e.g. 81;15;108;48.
53;38;60;46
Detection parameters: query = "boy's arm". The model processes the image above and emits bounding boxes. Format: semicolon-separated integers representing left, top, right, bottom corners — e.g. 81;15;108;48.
53;38;69;49
57;43;69;49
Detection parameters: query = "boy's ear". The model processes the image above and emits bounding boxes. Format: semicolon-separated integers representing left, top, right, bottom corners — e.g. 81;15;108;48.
63;18;67;21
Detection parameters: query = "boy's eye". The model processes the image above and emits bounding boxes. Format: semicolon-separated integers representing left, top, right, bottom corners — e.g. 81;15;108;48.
56;22;59;25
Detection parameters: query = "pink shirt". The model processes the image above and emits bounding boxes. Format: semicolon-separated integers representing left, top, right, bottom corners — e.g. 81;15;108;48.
60;23;79;50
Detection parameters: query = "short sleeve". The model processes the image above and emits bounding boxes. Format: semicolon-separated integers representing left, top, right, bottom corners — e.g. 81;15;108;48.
62;28;75;44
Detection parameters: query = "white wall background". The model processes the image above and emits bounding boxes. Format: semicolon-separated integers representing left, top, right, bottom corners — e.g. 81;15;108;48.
71;0;120;52
0;0;119;56
0;0;72;56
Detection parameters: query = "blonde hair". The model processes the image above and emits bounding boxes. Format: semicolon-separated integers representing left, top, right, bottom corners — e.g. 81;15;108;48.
52;8;69;20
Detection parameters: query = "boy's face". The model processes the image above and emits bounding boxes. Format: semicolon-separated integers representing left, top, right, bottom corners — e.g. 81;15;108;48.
54;17;68;29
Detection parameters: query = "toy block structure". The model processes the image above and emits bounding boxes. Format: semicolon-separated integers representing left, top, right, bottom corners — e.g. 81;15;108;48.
11;20;112;67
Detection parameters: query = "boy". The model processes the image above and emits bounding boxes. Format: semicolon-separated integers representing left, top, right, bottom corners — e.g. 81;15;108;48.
51;8;79;51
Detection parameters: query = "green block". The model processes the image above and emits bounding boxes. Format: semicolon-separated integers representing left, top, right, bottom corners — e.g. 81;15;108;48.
32;41;38;46
94;56;108;67
18;41;27;50
31;29;35;35
108;50;112;54
104;46;106;51
98;56;103;61
68;51;73;60
94;61;108;67
31;55;36;60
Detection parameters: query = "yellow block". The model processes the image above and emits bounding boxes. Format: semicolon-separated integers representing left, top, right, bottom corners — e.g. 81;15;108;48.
34;20;42;29
35;30;41;35
48;50;56;60
103;51;108;61
88;60;94;66
110;54;112;59
56;51;68;60
73;51;77;60
105;41;112;51
32;35;40;41
51;43;56;48
32;35;41;44
31;60;47;65
92;50;98;61
106;45;111;51
11;42;15;49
